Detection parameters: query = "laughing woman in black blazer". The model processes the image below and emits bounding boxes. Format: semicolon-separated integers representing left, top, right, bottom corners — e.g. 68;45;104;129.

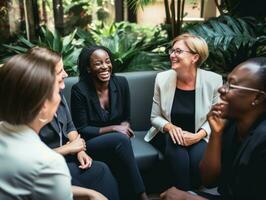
71;46;148;200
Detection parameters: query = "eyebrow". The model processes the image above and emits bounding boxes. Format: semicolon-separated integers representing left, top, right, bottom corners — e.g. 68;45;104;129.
56;68;63;74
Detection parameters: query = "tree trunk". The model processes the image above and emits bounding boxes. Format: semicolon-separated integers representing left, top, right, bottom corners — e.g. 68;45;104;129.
53;0;64;35
23;0;37;41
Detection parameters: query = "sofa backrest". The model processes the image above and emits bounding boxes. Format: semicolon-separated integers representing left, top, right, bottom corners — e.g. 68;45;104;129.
63;71;158;131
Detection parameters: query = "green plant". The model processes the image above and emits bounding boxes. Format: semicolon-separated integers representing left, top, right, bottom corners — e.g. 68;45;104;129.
2;26;84;76
185;16;266;76
128;0;187;39
2;22;171;74
77;22;170;72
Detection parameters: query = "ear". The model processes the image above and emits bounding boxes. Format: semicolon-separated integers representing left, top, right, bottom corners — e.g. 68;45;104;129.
192;54;200;64
253;93;266;106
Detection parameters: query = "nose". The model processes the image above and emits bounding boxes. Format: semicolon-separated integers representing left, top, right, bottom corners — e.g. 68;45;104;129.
218;84;226;95
101;62;109;69
63;69;68;78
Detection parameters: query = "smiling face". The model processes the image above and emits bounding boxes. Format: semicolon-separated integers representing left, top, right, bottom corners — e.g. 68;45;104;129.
89;49;112;83
218;62;262;118
170;40;199;71
55;59;68;90
42;75;61;124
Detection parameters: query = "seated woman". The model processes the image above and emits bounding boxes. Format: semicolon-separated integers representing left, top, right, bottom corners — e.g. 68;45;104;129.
0;53;72;199
28;47;119;200
160;57;266;200
0;51;107;200
71;45;148;200
144;33;223;190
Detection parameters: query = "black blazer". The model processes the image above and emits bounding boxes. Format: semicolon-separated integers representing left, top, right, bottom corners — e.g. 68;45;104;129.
71;73;130;140
40;94;76;149
218;113;266;200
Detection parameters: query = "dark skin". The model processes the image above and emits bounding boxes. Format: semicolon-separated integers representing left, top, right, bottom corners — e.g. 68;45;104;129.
89;49;134;138
89;49;148;200
160;61;266;199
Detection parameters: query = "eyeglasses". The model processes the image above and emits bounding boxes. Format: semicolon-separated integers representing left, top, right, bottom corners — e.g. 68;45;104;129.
168;48;193;56
223;82;266;96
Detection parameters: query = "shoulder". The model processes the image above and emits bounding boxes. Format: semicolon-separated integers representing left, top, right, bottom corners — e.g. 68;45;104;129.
156;69;176;82
71;79;90;97
199;69;222;82
111;75;129;92
112;75;128;85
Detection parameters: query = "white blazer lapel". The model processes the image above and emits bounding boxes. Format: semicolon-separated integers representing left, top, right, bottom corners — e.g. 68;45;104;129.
195;69;203;132
163;70;177;122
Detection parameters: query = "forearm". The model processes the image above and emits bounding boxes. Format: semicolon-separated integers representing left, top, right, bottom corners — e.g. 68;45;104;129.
200;132;222;187
68;131;79;142
99;125;115;134
195;129;207;140
53;145;70;156
72;186;107;200
185;193;207;200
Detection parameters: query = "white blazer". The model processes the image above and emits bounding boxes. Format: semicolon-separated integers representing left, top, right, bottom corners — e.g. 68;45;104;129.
144;69;223;143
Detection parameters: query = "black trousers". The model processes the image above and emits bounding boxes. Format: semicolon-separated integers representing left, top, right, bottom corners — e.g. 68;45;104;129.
151;132;207;191
86;132;145;200
66;156;119;200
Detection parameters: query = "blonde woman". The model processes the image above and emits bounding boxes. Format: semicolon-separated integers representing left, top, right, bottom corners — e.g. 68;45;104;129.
145;33;223;190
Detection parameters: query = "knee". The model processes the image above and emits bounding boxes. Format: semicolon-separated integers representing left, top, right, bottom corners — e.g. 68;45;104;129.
93;161;112;176
111;132;131;145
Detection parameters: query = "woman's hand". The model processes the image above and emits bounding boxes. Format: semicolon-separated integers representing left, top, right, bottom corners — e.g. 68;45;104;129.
207;103;227;135
164;123;184;145
182;131;201;146
67;135;86;154
112;124;134;137
77;151;92;169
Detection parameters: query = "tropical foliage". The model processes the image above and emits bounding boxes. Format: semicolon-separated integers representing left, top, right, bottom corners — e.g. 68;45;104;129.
185;16;266;75
1;22;170;75
2;27;83;76
84;22;169;72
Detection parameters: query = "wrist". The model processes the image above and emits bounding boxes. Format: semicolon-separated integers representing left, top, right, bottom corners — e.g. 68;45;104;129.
163;123;172;132
197;129;207;139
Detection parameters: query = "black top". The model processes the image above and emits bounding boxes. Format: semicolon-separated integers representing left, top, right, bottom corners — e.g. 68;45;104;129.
39;93;76;149
218;113;266;200
171;88;195;132
71;73;130;140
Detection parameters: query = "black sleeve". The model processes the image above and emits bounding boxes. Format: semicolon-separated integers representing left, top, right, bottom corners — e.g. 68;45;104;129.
71;85;100;139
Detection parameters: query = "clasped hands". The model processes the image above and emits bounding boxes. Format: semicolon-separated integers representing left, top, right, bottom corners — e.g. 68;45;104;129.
67;135;92;169
112;122;135;138
164;123;203;146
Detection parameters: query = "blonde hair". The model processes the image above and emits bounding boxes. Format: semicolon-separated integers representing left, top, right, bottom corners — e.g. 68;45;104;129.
172;33;209;67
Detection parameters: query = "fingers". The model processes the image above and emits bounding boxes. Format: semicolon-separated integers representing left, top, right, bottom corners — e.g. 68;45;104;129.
79;158;92;169
169;126;184;145
128;127;135;138
78;154;92;169
160;191;166;199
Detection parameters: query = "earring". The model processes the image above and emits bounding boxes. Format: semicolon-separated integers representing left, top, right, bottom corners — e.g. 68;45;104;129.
39;111;48;123
251;101;256;106
39;118;48;123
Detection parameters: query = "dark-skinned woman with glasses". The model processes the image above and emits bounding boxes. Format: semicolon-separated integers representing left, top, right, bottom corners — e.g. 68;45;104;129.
144;33;223;190
160;57;266;200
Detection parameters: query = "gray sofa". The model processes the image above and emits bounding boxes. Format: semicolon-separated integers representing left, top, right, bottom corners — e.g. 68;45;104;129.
63;71;162;171
63;71;218;194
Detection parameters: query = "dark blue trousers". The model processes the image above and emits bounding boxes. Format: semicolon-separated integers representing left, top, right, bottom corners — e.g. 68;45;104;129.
151;132;207;191
86;132;145;200
66;156;119;200
165;135;207;190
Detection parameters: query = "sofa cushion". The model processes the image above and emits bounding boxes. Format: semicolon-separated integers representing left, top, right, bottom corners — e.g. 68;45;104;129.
63;72;162;171
131;131;162;170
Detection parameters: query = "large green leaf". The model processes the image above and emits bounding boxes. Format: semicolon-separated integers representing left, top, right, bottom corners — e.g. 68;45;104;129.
186;16;265;74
